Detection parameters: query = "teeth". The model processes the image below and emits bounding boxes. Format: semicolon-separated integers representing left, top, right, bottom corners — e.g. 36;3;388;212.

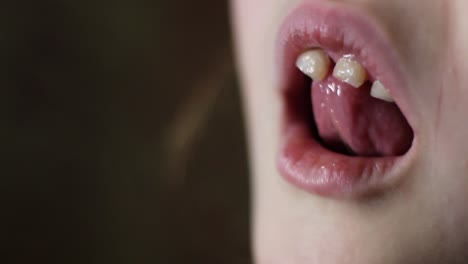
333;57;367;88
371;81;395;103
296;49;331;81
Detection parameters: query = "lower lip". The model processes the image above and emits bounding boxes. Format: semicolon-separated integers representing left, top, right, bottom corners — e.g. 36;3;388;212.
276;3;417;198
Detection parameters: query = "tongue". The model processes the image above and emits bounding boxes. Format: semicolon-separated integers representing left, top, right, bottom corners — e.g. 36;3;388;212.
312;76;413;156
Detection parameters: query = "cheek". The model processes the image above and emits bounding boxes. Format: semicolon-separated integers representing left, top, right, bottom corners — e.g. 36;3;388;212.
453;1;468;85
232;0;280;101
422;1;468;252
231;0;282;168
435;1;468;171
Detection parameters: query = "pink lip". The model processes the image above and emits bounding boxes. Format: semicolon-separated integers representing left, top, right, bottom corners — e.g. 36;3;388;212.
277;2;419;198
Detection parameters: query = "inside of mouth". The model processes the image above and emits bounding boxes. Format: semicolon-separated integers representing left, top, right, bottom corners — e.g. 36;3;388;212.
298;62;414;157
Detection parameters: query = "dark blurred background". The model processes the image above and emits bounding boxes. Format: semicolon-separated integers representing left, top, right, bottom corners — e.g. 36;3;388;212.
2;0;250;263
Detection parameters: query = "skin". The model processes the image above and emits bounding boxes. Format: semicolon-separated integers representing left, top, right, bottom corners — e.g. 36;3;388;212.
231;0;468;263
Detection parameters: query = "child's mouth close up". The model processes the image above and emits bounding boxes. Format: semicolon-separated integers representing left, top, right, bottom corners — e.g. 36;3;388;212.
277;2;418;199
296;49;413;157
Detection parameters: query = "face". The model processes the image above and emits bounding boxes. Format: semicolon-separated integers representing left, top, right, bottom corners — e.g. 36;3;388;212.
231;0;468;263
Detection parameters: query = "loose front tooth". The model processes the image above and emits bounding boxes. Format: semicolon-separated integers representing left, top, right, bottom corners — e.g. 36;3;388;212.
296;49;331;81
371;81;395;103
333;57;367;88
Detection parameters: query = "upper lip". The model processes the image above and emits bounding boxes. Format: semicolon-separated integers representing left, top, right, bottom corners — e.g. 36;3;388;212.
276;2;419;198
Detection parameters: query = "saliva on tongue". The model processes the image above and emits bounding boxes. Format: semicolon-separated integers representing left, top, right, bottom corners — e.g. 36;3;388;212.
312;76;413;157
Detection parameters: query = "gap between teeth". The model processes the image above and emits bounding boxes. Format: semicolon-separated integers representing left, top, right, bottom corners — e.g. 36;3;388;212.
296;49;395;103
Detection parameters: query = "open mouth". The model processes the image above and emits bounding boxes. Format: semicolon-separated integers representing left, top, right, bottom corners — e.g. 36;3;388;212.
277;3;418;198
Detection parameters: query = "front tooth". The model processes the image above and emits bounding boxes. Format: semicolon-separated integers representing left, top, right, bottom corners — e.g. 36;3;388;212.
371;81;395;102
296;49;331;81
333;57;367;88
